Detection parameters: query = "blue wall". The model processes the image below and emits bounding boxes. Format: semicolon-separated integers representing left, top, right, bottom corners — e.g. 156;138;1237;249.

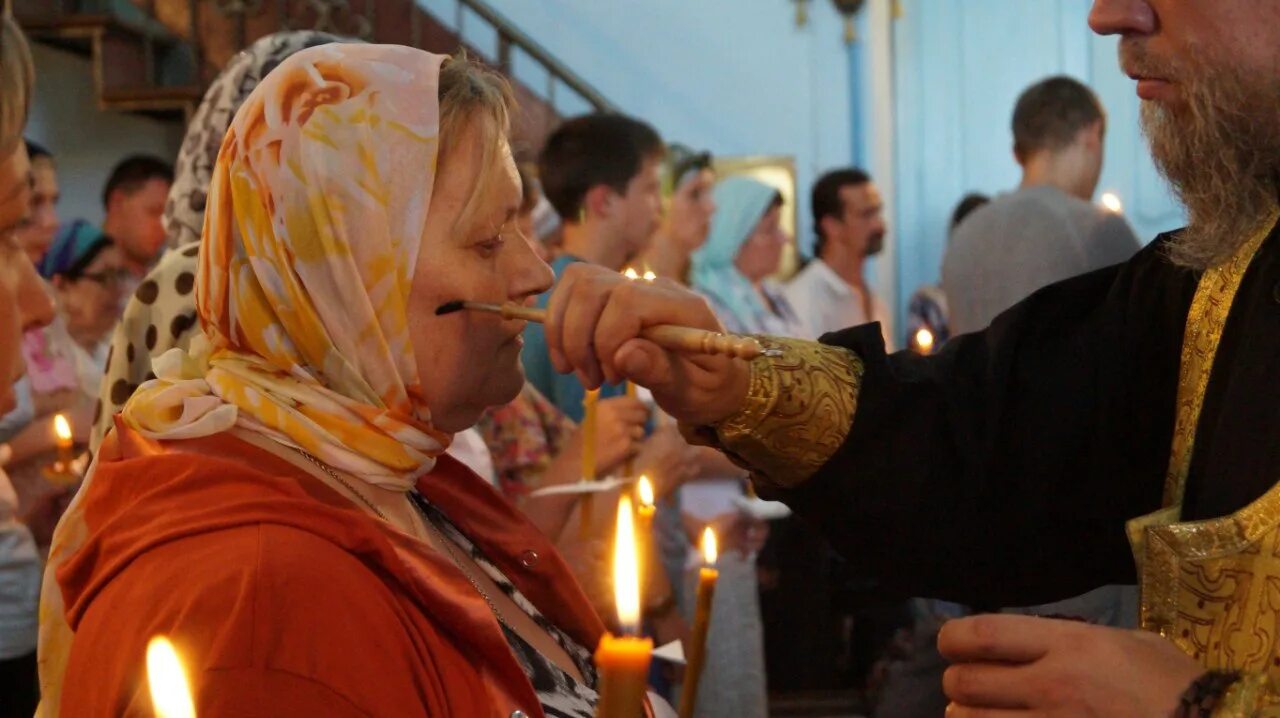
420;0;856;250
880;0;1185;329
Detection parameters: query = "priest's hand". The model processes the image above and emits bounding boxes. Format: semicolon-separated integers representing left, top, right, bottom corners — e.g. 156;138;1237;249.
543;264;749;427
938;614;1204;717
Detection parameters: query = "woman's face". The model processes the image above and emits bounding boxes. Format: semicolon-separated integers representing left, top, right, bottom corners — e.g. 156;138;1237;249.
734;204;789;283
54;244;127;350
0;144;55;413
665;168;716;253
407;121;553;433
15;155;58;263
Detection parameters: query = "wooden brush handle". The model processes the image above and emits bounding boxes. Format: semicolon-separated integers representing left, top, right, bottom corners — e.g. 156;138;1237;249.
641;325;766;360
492;303;766;359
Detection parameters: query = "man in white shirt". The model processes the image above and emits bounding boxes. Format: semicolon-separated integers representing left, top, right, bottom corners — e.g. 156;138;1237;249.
784;169;895;349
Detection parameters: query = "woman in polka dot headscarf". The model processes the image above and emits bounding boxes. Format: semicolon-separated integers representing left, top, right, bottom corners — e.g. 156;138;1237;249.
88;30;349;453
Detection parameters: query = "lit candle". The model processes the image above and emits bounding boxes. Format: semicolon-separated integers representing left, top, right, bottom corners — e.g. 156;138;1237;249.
53;413;73;467
623;266;640;281
1099;191;1124;214
636;476;656;527
635;476;656;583
147;636;196;718
678;527;719;718
594;495;653;718
43;414;78;486
642;270;657;282
914;327;935;355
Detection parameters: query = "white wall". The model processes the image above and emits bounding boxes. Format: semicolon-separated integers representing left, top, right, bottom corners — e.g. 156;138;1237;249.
423;0;855;248
24;43;184;228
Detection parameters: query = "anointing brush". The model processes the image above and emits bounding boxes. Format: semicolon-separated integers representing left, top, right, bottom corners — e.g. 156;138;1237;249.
435;301;779;360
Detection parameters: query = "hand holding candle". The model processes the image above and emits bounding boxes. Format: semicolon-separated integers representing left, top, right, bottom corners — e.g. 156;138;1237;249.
594;495;653;718
678;527;719;718
147;636;196;718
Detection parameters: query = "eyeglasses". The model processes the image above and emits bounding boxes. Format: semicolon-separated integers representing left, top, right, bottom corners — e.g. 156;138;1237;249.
75;267;131;289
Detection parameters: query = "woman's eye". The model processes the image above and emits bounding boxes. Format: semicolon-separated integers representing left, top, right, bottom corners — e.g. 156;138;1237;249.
475;236;504;257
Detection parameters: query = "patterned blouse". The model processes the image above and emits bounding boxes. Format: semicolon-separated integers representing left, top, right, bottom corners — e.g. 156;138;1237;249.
411;492;598;717
474;384;575;501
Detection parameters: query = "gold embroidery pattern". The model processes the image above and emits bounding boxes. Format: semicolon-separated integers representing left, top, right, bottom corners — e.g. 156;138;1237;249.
1215;673;1280;717
696;337;860;488
1125;212;1280;706
1164;209;1280;506
1141;485;1280;674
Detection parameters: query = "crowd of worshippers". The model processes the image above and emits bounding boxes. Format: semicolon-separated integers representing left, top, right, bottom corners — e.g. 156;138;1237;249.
0;24;1145;718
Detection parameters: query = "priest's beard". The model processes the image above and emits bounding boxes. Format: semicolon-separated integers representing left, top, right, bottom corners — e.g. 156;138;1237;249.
1131;45;1280;269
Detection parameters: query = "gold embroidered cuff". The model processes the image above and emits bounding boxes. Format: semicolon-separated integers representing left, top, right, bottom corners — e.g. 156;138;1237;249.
1213;673;1280;717
681;336;862;489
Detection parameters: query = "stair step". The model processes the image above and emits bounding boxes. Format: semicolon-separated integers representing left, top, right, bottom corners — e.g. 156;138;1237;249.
100;83;202;106
99;83;201;121
18;11;181;46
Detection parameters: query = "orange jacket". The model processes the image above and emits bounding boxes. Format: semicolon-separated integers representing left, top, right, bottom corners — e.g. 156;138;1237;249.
56;424;614;717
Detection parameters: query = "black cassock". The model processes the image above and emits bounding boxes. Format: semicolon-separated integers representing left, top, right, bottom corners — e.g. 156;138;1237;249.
762;222;1280;607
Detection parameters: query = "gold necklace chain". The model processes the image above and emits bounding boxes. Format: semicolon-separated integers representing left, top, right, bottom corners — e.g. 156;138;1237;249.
294;449;507;626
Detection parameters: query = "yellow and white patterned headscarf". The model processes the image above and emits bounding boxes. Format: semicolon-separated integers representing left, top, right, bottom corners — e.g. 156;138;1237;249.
122;43;451;489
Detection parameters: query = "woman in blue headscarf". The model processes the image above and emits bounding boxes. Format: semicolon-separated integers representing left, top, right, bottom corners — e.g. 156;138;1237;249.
691;176;805;337
673;175;805;718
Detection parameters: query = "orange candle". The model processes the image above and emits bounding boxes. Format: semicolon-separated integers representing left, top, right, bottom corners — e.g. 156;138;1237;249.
594;495;652;718
678;528;719;718
147;636;196;718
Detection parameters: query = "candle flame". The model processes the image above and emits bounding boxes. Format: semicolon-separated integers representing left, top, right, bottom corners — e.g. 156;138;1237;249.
702;527;718;565
637;476;655;509
53;414;72;443
1100;192;1123;214
623;267;640;280
914;328;935;354
642;270;657;282
147;636;196;718
614;495;641;633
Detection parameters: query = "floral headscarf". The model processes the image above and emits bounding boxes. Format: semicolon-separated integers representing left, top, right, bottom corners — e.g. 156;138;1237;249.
121;43;451;488
90;30;352;453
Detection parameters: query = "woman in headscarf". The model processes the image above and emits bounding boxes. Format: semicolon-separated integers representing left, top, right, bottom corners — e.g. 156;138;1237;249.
89;30;350;453
40;44;642;717
691;175;803;337
639;144;717;282
663;175;805;718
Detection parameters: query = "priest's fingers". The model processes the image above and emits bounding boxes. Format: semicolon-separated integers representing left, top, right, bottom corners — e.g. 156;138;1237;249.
594;276;725;384
938;614;1074;664
543;263;581;374
558;270;618;388
942;663;1038;709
